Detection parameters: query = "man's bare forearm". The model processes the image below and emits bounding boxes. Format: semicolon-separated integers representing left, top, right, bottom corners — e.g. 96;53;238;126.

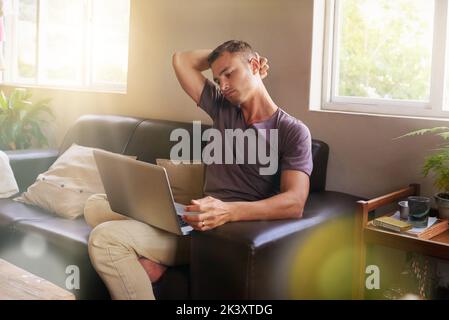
228;191;305;222
172;50;212;103
173;49;212;72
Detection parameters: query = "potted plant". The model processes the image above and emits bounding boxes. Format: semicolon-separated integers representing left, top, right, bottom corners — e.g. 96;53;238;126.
0;88;54;151
399;127;449;219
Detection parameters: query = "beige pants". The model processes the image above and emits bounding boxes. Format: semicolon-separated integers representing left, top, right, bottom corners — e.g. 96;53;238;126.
85;194;190;300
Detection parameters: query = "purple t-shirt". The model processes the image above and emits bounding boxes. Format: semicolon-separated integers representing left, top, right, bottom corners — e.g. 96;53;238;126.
198;79;313;202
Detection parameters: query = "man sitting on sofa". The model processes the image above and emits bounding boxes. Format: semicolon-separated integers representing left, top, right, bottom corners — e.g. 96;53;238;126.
86;40;313;300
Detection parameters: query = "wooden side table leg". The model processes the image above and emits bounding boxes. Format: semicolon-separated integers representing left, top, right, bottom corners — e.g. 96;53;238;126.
352;201;368;300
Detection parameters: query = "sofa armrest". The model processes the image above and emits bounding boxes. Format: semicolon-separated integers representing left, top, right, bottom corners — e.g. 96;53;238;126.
5;149;59;191
189;216;347;299
190;191;360;299
310;139;329;193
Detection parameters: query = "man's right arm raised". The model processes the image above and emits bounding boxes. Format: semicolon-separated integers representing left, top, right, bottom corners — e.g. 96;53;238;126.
172;50;212;104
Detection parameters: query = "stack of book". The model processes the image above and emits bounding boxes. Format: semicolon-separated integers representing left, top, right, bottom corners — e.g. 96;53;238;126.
372;212;449;240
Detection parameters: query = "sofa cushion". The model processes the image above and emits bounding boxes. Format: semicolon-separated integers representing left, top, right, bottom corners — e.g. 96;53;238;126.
156;159;205;205
0;197;91;247
0;198;54;227
0;151;19;198
14;216;92;248
15;144;108;220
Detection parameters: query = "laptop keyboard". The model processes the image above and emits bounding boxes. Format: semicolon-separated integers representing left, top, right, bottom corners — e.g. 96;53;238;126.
177;214;189;228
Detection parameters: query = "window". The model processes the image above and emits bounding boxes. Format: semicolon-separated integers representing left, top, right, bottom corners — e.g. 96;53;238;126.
313;0;449;118
1;0;130;92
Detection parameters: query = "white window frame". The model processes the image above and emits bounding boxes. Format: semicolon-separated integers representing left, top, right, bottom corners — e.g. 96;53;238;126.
311;0;449;119
1;0;129;93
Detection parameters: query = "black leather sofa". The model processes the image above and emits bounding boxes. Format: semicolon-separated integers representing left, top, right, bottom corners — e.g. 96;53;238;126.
0;114;360;300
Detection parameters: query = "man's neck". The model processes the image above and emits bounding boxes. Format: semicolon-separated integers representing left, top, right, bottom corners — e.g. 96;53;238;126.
240;85;278;126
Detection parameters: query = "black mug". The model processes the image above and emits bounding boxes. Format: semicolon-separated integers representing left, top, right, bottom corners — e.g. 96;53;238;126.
407;196;431;228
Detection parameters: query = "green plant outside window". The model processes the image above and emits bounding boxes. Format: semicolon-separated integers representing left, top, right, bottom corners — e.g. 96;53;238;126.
0;88;54;151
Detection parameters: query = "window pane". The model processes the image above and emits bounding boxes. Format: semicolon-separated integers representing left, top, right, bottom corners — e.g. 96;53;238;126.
40;0;84;84
17;0;37;79
92;0;130;85
336;0;434;101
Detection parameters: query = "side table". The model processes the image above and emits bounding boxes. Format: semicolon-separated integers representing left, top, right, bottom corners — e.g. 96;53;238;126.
353;184;449;299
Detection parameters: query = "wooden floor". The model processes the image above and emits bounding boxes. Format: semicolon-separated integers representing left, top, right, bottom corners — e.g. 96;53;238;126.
0;259;75;300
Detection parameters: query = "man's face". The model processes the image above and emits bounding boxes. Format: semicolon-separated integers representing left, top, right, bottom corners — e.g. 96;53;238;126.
211;51;258;105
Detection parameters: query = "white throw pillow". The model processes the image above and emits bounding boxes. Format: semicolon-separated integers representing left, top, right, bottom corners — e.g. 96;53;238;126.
0;150;19;198
15;144;110;219
156;159;205;205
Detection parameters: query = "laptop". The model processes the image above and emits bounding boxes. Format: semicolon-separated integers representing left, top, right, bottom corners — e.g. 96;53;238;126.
93;149;197;235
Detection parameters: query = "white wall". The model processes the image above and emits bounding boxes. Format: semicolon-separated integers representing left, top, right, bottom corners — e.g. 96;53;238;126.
1;0;447;200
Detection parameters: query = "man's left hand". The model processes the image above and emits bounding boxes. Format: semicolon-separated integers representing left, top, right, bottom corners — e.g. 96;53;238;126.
183;196;232;231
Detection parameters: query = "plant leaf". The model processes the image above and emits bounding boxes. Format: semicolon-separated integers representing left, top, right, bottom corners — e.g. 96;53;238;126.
29;120;48;147
0;89;54;150
0;91;8;111
395;127;449;140
437;132;449;140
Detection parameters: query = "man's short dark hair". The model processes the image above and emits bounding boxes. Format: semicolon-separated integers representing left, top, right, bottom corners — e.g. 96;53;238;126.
207;40;256;66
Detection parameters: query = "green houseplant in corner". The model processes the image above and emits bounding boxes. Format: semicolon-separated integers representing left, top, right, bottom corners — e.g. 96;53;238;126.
0;88;54;151
400;127;449;219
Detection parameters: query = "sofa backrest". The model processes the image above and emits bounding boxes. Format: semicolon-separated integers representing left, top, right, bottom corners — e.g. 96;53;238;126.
59;114;143;154
123;118;211;163
60;114;329;192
